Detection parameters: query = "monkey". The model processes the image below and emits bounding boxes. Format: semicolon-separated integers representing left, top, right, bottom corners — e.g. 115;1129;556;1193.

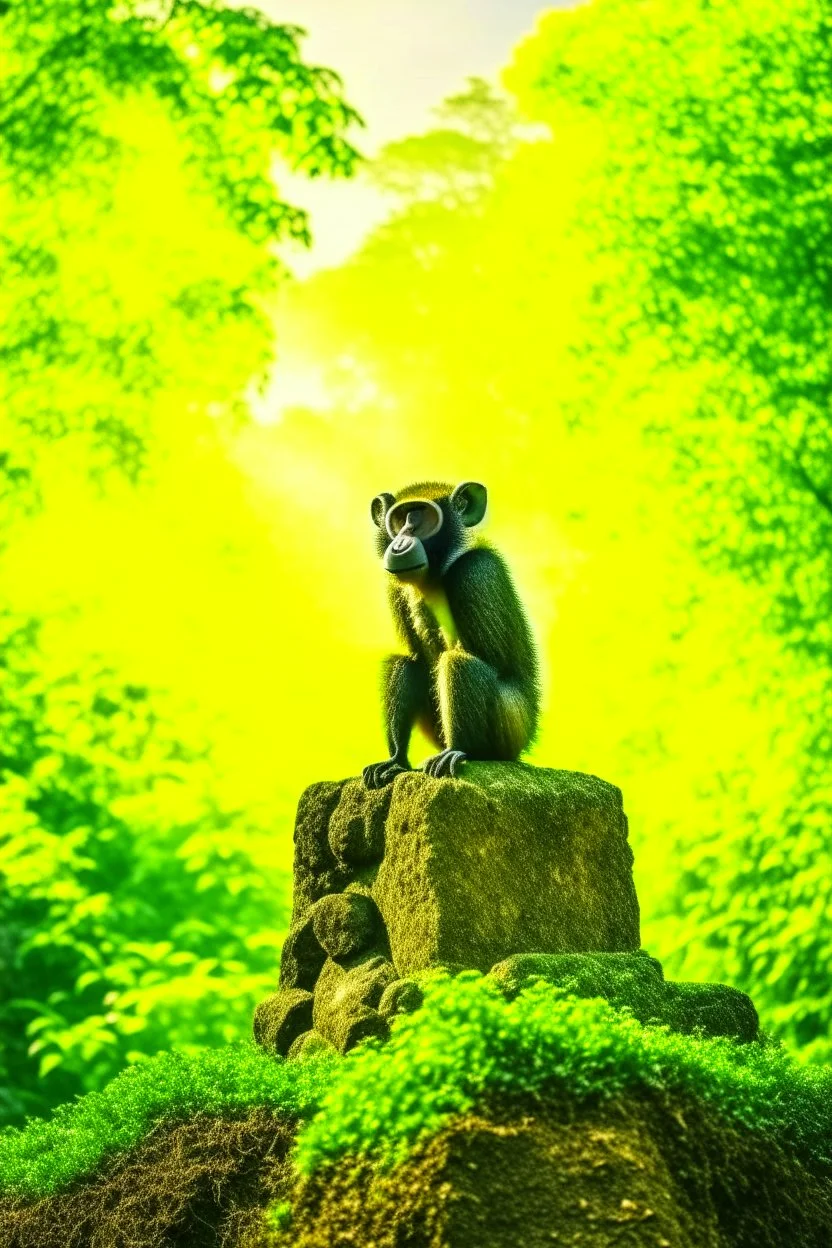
362;480;540;788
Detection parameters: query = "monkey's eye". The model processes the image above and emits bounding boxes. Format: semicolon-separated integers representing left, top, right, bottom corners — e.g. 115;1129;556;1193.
385;499;443;541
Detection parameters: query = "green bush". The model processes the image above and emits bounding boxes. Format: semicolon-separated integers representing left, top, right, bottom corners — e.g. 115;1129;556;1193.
295;973;832;1174
0;614;290;1126
4;974;829;1204
0;1042;333;1199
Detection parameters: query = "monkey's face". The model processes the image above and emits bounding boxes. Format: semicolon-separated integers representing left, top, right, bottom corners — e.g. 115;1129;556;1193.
381;499;443;577
370;482;488;581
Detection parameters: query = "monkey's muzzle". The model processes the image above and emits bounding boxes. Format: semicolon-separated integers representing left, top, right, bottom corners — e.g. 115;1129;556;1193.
384;533;428;574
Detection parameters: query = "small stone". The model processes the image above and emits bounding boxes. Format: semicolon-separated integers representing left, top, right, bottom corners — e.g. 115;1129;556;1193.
253;989;313;1056
378;979;424;1019
286;1029;337;1061
279;912;326;991
663;981;759;1043
292;781;352;912
328;778;391;866
340;1007;390;1051
312;892;381;960
314;955;397;1051
489;951;664;1019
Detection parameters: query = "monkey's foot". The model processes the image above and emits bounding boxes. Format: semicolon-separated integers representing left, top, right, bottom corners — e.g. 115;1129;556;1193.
421;749;468;779
362;759;411;789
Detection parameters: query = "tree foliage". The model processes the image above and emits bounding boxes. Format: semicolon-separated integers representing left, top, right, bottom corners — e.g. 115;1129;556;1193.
506;0;832;1062
0;0;360;1125
507;0;832;660
0;0;360;489
0;613;289;1124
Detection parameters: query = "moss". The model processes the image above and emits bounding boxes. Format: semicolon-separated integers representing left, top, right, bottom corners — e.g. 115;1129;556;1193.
293;974;831;1176
6;1097;832;1248
0;1109;294;1248
2;978;831;1245
0;1044;333;1201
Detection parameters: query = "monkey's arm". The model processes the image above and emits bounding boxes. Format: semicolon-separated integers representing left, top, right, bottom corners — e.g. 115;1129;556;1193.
363;585;430;789
443;546;538;683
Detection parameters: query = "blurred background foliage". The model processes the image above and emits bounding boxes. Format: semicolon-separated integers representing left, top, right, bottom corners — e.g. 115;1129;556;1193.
0;0;829;1126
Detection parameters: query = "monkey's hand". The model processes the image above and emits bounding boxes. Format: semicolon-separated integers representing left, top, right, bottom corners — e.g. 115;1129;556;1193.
421;749;467;779
362;757;411;789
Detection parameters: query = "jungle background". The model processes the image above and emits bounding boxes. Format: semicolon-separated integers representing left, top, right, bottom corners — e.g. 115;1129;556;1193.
1;0;829;1130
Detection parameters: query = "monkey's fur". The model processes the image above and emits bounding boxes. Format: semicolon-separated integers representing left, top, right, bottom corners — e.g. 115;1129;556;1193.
363;480;540;787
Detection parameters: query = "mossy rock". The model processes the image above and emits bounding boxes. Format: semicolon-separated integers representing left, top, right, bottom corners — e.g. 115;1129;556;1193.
327;778;391;866
286;1029;337;1061
490;951;665;1016
278;912;326;992
372;764;640;975
291;781;353;913
663;980;760;1043
378;978;424;1019
489;951;760;1044
312;955;395;1052
311;892;381;961
252;989;314;1057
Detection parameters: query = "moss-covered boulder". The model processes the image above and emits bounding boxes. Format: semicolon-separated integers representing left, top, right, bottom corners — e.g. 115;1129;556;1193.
378;978;424;1020
277;913;326;992
489;951;760;1043
311;892;381;960
663;980;760;1043
260;765;641;1055
327;779;390;866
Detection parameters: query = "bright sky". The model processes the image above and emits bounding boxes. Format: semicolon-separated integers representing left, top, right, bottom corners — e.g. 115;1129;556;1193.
258;0;577;272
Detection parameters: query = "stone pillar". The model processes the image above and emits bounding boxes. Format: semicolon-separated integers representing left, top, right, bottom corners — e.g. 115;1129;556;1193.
254;762;640;1056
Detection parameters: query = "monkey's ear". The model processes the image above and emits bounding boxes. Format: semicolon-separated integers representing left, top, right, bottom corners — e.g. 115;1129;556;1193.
450;481;487;527
371;492;395;528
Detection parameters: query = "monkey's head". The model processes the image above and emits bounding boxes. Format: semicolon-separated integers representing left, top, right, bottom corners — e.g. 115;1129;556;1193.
370;481;487;579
